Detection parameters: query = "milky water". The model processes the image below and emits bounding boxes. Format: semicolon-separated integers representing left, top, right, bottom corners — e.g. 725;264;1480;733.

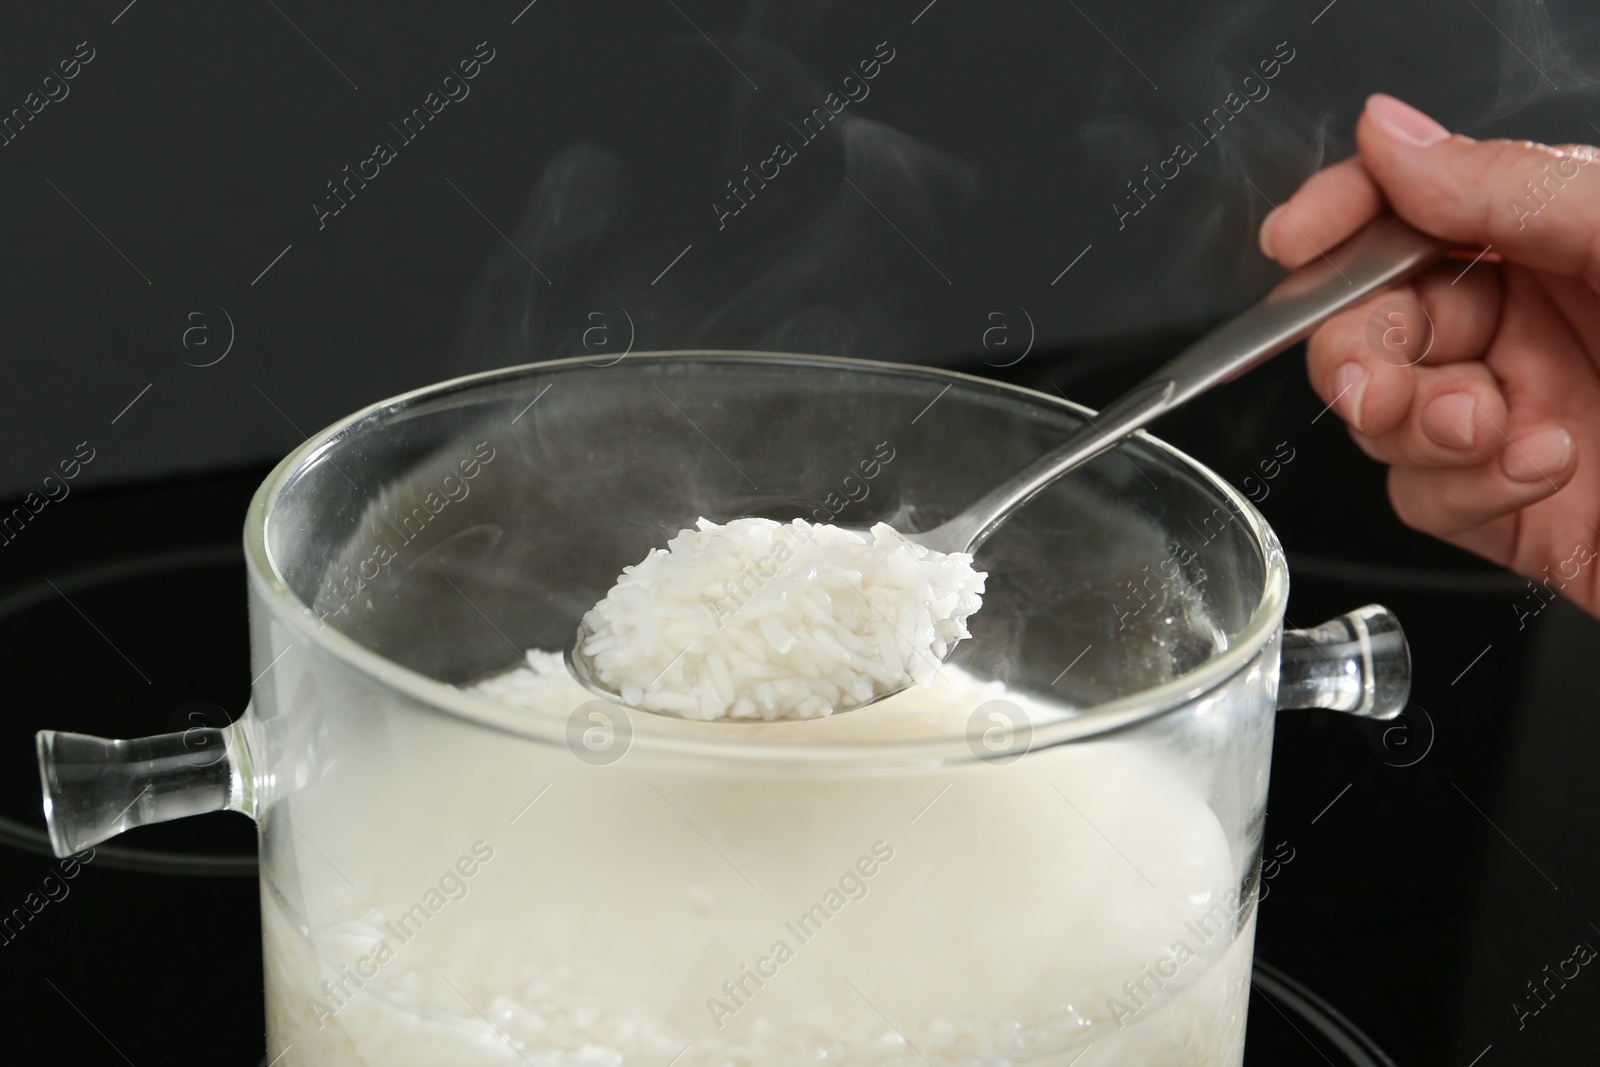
262;658;1254;1066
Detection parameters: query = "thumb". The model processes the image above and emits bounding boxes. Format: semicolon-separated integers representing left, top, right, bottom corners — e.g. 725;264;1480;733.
1357;94;1600;283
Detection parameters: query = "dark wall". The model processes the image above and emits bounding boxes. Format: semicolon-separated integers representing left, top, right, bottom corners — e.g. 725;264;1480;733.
1;0;1596;496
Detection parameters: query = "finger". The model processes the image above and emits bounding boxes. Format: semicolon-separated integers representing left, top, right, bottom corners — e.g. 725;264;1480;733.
1345;363;1508;468
1305;294;1418;437
1488;266;1600;432
1412;261;1504;364
1532;270;1600;357
1386;425;1577;538
1258;157;1384;268
1356;94;1600;283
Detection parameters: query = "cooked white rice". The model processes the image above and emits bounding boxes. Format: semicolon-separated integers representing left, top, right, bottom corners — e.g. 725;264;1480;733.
577;517;986;721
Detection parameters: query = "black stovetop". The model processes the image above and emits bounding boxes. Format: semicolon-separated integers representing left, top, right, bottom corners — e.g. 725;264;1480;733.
2;353;1597;1066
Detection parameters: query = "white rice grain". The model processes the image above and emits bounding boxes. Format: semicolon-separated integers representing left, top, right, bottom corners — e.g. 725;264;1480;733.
578;517;987;721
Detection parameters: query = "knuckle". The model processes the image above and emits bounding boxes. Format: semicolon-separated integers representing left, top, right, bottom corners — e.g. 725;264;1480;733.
1363;373;1416;436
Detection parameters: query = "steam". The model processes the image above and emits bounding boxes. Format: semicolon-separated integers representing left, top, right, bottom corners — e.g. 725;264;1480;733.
450;145;631;367
444;1;1600;372
697;118;978;353
1069;0;1600;322
450;37;977;370
1477;0;1600;123
1076;33;1336;321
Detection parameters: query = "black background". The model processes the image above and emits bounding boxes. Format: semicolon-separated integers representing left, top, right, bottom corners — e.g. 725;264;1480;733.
0;0;1597;492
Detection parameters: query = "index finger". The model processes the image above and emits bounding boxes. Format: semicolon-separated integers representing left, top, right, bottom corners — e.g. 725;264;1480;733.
1353;96;1600;283
1258;156;1385;269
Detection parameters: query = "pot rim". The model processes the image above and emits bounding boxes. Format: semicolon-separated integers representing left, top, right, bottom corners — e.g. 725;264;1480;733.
243;350;1289;768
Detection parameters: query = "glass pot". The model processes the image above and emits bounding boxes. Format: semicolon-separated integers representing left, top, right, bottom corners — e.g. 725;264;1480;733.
36;352;1408;1067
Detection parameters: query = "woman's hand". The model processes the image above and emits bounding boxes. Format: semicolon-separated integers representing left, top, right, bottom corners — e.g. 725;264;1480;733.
1259;93;1600;615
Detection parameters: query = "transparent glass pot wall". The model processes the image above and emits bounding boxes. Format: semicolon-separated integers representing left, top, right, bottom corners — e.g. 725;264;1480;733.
37;353;1408;1067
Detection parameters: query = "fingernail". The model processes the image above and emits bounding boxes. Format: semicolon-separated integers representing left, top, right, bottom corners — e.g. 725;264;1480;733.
1331;363;1369;432
1420;393;1476;450
1258;210;1280;260
1366;94;1449;148
1501;427;1573;483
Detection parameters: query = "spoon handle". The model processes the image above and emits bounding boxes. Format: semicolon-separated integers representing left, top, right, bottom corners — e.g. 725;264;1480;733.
924;216;1451;555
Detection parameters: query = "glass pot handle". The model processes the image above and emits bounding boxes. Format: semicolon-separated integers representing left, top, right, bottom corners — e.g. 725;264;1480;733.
35;713;257;858
1277;604;1410;720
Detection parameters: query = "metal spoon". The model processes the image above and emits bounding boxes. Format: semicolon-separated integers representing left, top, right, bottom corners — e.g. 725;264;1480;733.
567;216;1450;713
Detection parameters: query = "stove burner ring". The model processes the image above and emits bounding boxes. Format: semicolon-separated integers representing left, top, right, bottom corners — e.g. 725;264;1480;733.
0;815;256;876
2;544;258;877
1252;958;1398;1067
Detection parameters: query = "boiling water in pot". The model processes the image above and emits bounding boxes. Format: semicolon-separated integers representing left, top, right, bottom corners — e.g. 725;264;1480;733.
269;361;1260;1066
263;657;1254;1066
